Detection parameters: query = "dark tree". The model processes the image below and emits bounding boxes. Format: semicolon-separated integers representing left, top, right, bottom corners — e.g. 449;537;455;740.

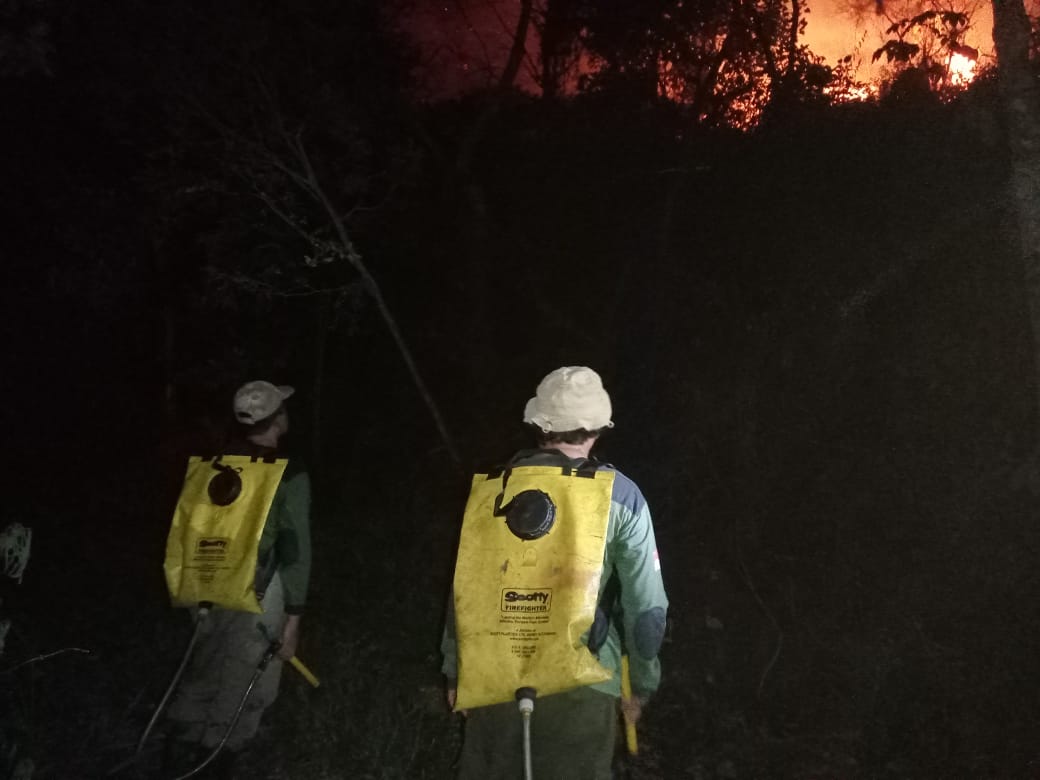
145;0;463;466
991;0;1040;432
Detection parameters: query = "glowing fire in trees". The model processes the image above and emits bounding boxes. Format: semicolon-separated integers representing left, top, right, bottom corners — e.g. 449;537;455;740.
946;50;977;86
403;1;985;118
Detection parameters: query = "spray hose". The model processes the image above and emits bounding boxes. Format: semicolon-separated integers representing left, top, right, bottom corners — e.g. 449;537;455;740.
171;626;320;779
133;604;212;760
114;607;319;779
169;639;280;780
256;622;321;688
114;615;321;779
515;687;537;780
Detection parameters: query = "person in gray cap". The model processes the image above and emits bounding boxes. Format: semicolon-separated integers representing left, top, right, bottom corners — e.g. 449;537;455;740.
164;380;312;775
441;367;669;779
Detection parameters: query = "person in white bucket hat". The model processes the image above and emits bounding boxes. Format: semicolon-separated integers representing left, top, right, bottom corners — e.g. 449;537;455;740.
522;366;615;434
441;366;669;779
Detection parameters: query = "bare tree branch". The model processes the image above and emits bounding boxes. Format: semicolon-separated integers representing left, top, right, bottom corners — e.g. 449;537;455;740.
1;647;91;675
282;130;463;467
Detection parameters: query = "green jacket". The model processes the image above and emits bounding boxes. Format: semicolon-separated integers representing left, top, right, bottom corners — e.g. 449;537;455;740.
256;459;311;614
442;449;669;699
221;439;312;616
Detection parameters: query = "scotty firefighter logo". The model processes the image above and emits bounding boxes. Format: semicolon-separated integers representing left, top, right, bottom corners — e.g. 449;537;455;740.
501;588;553;613
195;537;230;557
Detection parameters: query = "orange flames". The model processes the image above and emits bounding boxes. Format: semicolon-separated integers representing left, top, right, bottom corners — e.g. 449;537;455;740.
403;1;987;105
945;50;977;86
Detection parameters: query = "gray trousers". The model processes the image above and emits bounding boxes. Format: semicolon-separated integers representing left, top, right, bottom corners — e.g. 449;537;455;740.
166;574;286;751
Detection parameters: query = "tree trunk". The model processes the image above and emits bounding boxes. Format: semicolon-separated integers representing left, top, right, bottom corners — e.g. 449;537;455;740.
538;0;576;99
539;4;561;99
992;0;1040;418
787;0;800;75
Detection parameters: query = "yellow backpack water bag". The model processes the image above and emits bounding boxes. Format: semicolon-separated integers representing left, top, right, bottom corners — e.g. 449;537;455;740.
453;462;615;710
164;454;287;613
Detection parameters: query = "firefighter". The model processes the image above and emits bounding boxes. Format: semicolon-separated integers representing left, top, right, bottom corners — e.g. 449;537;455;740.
163;380;312;775
442;366;669;779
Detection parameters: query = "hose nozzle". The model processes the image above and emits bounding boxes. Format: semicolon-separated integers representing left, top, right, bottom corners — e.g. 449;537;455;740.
515;686;537;714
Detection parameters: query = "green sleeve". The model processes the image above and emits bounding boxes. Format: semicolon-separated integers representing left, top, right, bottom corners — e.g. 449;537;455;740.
276;469;312;614
612;497;668;698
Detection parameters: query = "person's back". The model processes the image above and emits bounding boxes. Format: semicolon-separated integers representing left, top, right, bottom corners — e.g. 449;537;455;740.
442;367;669;779
162;380;312;775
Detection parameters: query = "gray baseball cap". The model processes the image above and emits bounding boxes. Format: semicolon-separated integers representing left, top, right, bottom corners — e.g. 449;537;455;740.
233;380;294;425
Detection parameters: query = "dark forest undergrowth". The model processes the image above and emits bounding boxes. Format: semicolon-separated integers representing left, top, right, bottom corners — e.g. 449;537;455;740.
5;411;1040;779
5;80;1040;779
7;292;1040;780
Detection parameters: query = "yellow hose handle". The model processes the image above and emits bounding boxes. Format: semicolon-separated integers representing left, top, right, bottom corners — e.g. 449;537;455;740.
620;655;638;755
289;655;320;688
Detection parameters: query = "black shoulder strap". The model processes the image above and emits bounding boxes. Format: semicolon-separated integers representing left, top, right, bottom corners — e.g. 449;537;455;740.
486;449;601;480
488;450;602;522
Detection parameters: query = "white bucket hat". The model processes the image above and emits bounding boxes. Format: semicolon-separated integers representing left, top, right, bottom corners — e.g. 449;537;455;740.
523;366;614;433
233;380;294;425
